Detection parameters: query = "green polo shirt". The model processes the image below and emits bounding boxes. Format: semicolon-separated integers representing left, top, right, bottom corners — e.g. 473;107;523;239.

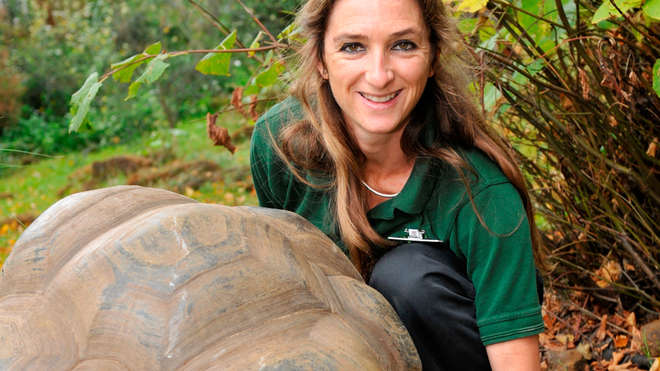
250;98;544;346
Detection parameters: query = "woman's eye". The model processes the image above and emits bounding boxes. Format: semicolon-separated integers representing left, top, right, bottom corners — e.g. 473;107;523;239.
340;42;365;53
393;40;417;51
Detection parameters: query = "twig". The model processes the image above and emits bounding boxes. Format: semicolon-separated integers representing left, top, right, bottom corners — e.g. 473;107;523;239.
568;300;632;336
619;234;660;292
235;0;280;45
0;149;56;158
168;46;281;57
100;45;281;83
214;97;279;115
491;0;566;29
186;0;245;48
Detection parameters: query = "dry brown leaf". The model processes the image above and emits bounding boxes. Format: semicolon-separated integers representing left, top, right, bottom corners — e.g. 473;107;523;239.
556;333;575;346
647;138;658;157
625;312;636;329
614;335;628;348
206;112;237;154
577;342;592;360
248;95;259;121
597;314;608;341
608;361;633;371
623;260;636;271
231;87;245;115
543;313;557;332
611;350;626;365
608;115;618;128
593;260;622;288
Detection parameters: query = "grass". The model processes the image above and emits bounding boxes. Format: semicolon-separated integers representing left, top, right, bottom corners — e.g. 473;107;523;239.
0;111;258;265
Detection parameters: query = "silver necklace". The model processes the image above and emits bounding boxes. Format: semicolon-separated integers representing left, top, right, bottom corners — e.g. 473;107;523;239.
360;180;400;198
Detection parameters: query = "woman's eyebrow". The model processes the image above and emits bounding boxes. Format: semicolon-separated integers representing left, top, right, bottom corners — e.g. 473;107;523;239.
332;33;367;44
390;27;422;38
331;27;423;44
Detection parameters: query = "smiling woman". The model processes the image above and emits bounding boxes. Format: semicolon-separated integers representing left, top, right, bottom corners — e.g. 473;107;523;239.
250;0;545;370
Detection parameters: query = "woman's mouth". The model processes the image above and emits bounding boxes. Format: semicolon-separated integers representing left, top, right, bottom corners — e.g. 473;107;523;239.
359;90;401;103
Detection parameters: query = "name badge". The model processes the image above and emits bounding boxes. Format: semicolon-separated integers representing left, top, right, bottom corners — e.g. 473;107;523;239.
387;228;443;243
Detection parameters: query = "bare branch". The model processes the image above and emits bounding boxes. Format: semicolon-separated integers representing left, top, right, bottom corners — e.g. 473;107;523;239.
235;0;279;45
186;0;246;49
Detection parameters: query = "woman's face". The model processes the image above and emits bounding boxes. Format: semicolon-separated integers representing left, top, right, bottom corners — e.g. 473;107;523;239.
320;0;434;139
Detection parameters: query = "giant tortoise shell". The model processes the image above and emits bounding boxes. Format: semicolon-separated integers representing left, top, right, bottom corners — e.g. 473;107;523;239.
0;186;420;370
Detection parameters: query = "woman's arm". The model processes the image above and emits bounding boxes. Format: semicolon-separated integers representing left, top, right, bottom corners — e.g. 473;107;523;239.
485;335;541;371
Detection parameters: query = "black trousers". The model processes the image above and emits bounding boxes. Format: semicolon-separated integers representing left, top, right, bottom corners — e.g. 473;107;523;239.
369;243;544;371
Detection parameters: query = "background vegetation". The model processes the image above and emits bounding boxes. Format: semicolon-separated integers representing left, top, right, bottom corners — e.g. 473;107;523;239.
1;0;659;366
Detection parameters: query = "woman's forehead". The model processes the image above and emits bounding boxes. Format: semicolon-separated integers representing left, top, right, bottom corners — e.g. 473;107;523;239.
324;0;427;37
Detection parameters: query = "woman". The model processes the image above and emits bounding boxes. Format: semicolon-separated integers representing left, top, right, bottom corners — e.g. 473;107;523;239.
250;0;545;369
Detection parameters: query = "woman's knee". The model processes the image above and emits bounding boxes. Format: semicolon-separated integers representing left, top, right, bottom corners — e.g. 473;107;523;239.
369;243;476;320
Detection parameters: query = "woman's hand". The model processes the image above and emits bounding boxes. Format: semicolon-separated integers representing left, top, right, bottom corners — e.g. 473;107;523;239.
485;334;541;371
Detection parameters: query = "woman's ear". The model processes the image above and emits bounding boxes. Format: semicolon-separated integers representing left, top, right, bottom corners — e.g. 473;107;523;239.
317;62;328;79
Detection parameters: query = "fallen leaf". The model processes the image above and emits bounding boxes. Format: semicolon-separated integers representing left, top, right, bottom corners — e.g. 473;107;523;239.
648;138;658;157
614;335;628;348
577;342;593;360
594;260;622;288
611;350;625;365
608;361;633;371
556;333;575;346
625;312;636;329
597;314;608;341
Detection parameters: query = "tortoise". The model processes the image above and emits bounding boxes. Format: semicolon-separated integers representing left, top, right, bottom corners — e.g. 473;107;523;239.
0;186;420;370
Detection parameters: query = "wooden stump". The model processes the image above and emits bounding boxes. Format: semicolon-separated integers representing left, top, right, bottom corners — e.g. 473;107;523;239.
0;186;420;370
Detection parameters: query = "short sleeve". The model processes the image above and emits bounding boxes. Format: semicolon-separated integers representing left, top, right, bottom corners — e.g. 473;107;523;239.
451;182;544;345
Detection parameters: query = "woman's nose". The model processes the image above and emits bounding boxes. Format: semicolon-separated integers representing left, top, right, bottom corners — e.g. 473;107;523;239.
364;51;394;88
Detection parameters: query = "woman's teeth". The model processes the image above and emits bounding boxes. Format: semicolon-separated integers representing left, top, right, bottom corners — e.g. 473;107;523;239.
361;91;398;103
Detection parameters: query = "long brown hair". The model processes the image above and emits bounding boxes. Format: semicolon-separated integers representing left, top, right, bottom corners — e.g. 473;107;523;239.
277;0;545;274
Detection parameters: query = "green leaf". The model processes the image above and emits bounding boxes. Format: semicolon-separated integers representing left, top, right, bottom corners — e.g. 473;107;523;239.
111;54;149;83
277;22;297;40
457;0;488;12
653;59;660;98
125;54;170;100
592;0;644;23
69;72;102;133
255;62;285;88
110;42;161;83
592;1;614;23
643;0;660;19
483;82;501;112
195;30;237;76
243;78;260;95
144;41;162;55
526;58;545;76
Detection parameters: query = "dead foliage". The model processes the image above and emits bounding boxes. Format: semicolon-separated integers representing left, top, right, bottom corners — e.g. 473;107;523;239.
541;288;659;371
90;155;152;181
127;160;222;193
207;112;237;154
58;155;154;196
476;1;660;313
0;213;37;228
